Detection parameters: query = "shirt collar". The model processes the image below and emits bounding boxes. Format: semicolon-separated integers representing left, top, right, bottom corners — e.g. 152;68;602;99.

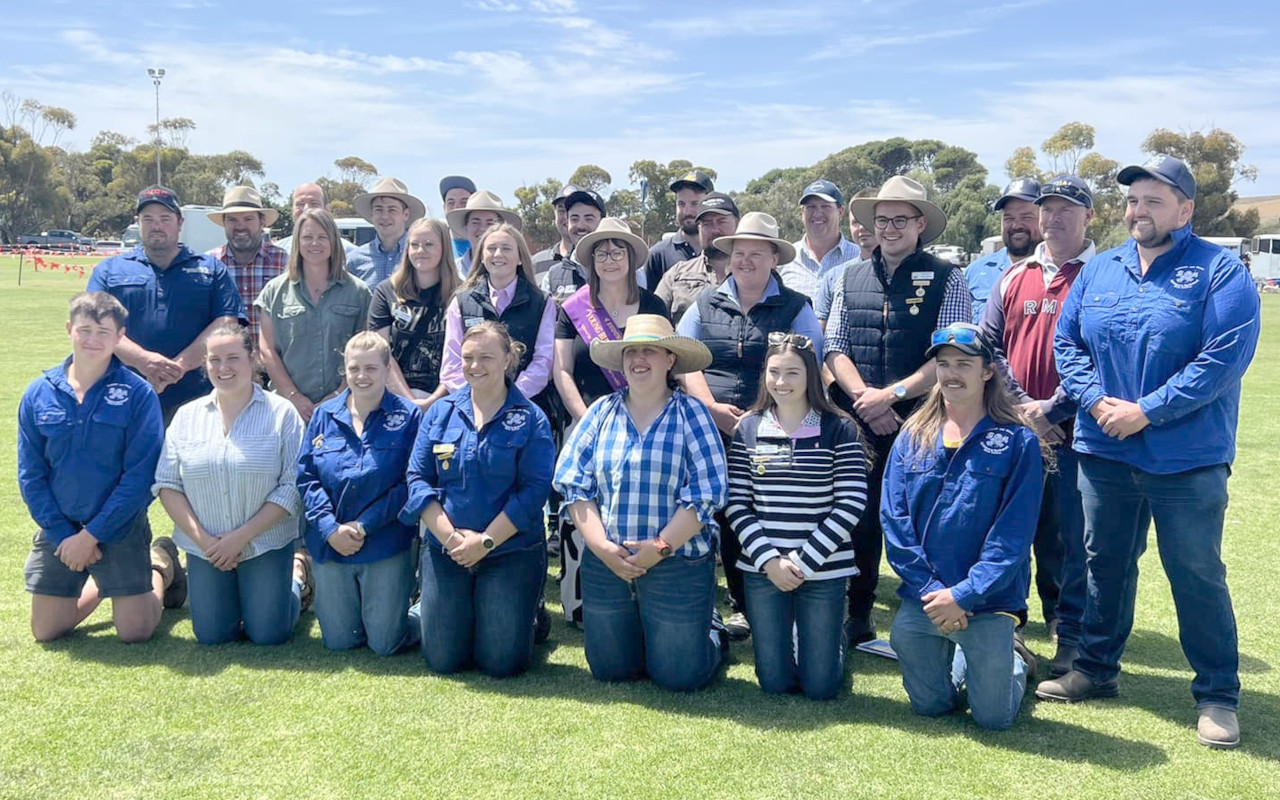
758;408;823;439
47;354;124;394
716;273;781;306
197;382;268;411
1025;240;1096;271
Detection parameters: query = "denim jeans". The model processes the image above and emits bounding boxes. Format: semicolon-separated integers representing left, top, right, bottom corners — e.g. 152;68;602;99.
1075;455;1238;708
418;539;546;677
580;549;723;692
1038;445;1086;645
890;597;1029;731
187;545;301;645
313;550;419;655
744;572;847;700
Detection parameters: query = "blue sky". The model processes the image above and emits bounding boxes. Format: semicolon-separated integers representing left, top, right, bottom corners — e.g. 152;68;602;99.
3;0;1278;213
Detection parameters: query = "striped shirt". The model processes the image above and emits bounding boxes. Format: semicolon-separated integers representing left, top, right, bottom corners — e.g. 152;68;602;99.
553;390;727;558
725;409;868;579
153;385;305;561
778;236;861;299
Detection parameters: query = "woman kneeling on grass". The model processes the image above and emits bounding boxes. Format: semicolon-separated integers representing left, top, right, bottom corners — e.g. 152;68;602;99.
884;323;1044;731
401;321;555;678
297;332;422;655
155;323;311;645
725;333;867;700
553;315;729;691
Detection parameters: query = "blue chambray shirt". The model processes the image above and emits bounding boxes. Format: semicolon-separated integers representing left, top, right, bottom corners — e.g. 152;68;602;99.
346;233;407;287
965;247;1012;323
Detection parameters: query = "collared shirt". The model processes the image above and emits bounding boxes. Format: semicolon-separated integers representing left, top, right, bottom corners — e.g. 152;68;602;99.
814;256;866;322
153;385;303;561
1054;223;1260;474
209;242;288;343
439;280;558;398
553;391;727;558
87;245;246;411
255;271;372;402
825;256;971;359
346;233;407;287
676;274;825;356
643;231;697;289
17;356;163;545
401;384;554;553
778;236;861;299
655;252;725;322
965;248;1013;323
452;237;472;278
297;390;421;564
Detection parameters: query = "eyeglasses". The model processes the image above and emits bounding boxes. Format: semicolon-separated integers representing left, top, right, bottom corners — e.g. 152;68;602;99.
870;213;921;229
767;331;814;351
593;249;627;263
930;326;983;348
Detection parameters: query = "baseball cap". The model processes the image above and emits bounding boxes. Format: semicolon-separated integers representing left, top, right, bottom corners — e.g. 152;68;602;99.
670;170;714;193
564;189;607;216
800;179;844;207
136;185;182;216
1117;153;1196;200
993;178;1041;211
696;192;740;220
925;323;994;361
439;175;476;199
1037;175;1093;209
553;183;582;208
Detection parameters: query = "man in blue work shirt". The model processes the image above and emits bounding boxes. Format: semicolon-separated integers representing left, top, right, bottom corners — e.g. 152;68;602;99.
1039;155;1259;751
965;179;1042;322
88;185;246;424
18;292;182;642
346;177;427;286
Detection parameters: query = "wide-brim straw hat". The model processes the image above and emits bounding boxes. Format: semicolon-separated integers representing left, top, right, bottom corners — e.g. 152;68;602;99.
353;177;427;224
573;217;649;270
712;211;797;264
849;175;947;245
590;314;712;376
446;190;523;239
207;185;279;226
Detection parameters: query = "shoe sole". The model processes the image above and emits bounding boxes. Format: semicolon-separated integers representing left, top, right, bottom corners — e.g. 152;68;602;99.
1197;733;1241;750
152;538;186;609
1034;685;1119;703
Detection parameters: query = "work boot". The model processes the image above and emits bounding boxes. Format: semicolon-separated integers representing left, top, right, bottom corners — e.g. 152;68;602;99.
150;536;186;609
1047;643;1079;678
724;611;751;641
1197;707;1240;749
1013;632;1038;684
1034;669;1119;702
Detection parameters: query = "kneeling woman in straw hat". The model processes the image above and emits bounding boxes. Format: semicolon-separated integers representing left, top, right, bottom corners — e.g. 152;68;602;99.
553;315;730;691
883;323;1044;730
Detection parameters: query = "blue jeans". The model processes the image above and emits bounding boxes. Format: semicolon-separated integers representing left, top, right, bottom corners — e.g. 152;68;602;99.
890;597;1029;731
187;545;301;645
580;549;723;692
1044;445;1086;646
744;572;847;699
418;540;546;677
1075;455;1238;708
313;550;419;655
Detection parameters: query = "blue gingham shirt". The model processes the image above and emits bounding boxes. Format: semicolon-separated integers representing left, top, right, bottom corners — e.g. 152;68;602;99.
553;390;727;557
777;236;861;299
345;233;406;287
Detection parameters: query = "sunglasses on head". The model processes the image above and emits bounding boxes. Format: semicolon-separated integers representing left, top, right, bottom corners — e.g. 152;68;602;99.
1041;182;1091;205
930;326;982;348
768;331;814;351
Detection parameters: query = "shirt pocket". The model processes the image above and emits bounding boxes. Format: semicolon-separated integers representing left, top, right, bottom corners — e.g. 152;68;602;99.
1150;295;1204;355
961;453;1014;522
480;424;530;484
88;405;130;467
109;274;152;309
275;303;310;345
1079;292;1123;349
33;404;74;460
429;427;466;487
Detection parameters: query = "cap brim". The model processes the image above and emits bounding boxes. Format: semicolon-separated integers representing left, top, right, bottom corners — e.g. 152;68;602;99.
925;341;987;361
801;192;840;205
993;194;1038;211
589;335;712;376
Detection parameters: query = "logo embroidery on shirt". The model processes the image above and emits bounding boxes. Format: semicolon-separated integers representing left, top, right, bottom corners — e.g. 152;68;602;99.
1170;266;1203;290
383;411;409;432
502;409;528;431
103;384;131;406
980;430;1011;456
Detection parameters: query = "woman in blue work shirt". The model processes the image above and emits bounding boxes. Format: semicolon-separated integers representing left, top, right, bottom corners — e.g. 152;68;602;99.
297;332;422;655
883;323;1044;731
402;320;554;678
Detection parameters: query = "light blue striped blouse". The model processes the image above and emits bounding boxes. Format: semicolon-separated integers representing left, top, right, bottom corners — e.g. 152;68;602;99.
153;385;305;560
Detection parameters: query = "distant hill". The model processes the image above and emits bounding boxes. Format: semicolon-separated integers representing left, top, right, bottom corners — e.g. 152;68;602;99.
1236;195;1280;233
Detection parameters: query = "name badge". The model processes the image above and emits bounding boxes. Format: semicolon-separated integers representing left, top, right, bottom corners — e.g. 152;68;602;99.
392;306;413;325
434;443;456;471
911;271;934;281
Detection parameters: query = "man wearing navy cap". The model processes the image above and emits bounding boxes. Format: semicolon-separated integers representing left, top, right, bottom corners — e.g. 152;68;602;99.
544;189;606;301
644;169;714;289
656;192;740;321
441;175;476;270
980;174;1095;674
533;183;581;277
1041;155;1259;750
88;185;247;423
779;179;862;298
966;178;1043;323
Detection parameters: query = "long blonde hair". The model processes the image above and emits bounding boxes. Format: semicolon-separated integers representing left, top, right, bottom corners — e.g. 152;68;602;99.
391;218;459;304
461;223;536;290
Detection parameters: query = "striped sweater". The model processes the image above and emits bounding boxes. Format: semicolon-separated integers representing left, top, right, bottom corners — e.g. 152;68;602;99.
725;409;868;580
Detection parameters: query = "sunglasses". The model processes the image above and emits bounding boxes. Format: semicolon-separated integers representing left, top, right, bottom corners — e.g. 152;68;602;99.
930;326;983;349
768;332;814;351
1040;182;1092;207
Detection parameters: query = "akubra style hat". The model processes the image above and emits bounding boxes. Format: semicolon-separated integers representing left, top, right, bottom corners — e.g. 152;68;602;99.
573;217;649;270
849;175;948;244
446;190;523;239
353;177;427;224
207;185;280;226
712;211;797;264
590;314;712;376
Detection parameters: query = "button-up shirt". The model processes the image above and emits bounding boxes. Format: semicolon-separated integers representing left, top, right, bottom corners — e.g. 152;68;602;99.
17;356;163;545
965;247;1013;323
153;385;304;561
209;242;288;343
778;235;861;299
345;233;407;287
439;279;557;398
655;252;725;322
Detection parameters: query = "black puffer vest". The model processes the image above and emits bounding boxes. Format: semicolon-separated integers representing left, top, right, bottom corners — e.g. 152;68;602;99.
454;275;548;375
697;275;809;409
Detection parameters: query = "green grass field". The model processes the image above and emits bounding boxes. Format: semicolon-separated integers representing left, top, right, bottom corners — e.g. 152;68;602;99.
1;255;1277;799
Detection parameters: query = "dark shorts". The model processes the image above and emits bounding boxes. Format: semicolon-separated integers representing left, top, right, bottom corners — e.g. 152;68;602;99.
24;514;154;599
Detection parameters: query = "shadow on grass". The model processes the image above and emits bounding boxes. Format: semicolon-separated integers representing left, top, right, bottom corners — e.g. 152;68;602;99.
1120;628;1271;674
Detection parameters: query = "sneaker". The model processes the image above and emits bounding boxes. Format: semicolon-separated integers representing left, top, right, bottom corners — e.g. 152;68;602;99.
1197;707;1240;749
1034;669;1119;702
1013;632;1038;684
150;536;186;609
1047;643;1078;678
724;611;751;641
534;604;551;644
844;615;876;647
293;551;314;614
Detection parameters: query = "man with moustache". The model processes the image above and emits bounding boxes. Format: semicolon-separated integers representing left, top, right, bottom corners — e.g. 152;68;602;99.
815;188;879;330
1040;155;1259;750
966;179;1043;323
272;182;355;256
544;188;607;302
979;175;1096;672
534;183;582;278
778;180;862;298
655;192;740;321
207;186;287;345
346;177;426;286
644;170;714;289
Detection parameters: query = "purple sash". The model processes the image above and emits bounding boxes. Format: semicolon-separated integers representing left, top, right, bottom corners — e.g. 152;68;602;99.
562;285;628;392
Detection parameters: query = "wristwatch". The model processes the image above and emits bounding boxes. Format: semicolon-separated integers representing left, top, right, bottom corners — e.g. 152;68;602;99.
480;533;496;550
654;536;673;558
892;384;908;401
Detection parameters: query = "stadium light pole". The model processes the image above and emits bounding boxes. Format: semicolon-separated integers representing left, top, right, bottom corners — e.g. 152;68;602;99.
147;67;165;185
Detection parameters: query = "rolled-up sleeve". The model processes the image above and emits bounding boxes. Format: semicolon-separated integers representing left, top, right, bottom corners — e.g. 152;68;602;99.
676;398;727;524
266;406;304;516
553;402;601;505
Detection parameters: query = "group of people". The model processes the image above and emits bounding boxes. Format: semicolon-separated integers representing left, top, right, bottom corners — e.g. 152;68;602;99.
16;153;1258;749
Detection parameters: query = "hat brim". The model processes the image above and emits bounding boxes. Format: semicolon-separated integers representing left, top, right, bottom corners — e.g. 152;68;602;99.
849;198;948;245
573;228;650;272
353;192;427;225
925;340;989;361
589;334;712;376
993;194;1038;211
207;205;280;227
711;233;797;265
800;192;840;205
446;208;523;240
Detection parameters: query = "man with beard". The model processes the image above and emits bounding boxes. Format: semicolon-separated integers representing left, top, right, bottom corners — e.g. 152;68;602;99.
1040;155;1259;750
644;170;714;289
779;180;862;298
534;183;581;278
346;177;426;286
655;192;740;321
207;186;287;345
544;188;607;302
966;179;1042;322
980;175;1096;672
272;182;356;257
